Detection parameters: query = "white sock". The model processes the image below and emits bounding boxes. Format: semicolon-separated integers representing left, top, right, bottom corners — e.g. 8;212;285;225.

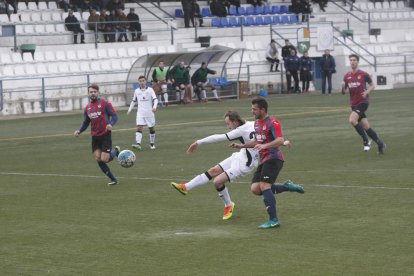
212;89;219;99
176;91;180;102
180;89;185;100
150;133;155;145
135;132;142;144
186;173;210;190
202;90;207;99
218;186;232;207
163;93;168;104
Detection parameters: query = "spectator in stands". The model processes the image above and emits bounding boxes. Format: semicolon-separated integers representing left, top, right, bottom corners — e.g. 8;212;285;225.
65;10;85;44
152;61;170;106
105;9;117;42
266;39;280;72
221;0;241;13
168;61;192;104
72;0;89;12
291;0;301;22
281;39;296;61
320;49;336;94
301;0;312;22
299;51;312;93
190;0;203;27
88;0;103;12
106;0;124;13
5;0;17;15
116;8;129;42
181;0;192;28
284;48;301;93
99;9;109;42
314;0;327;12
184;66;194;104
127;8;141;41
210;0;227;17
57;0;70;12
191;62;222;102
88;9;101;42
247;0;263;7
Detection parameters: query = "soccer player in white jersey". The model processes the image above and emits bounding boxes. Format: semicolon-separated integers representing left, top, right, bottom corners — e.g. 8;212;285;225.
127;75;158;150
171;111;304;220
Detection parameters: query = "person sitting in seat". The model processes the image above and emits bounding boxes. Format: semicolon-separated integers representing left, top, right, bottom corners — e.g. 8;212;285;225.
65;10;85;44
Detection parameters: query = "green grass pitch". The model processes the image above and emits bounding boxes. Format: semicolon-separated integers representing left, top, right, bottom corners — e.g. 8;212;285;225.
0;89;413;275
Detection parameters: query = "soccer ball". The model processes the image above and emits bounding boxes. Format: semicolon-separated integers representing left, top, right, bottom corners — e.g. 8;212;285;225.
118;150;136;168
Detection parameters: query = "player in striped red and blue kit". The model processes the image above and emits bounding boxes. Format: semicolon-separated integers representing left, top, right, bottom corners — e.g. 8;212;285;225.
74;83;120;186
342;54;385;154
232;97;302;229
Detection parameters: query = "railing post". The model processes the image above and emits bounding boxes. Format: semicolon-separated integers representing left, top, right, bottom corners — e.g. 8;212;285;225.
41;78;46;113
194;24;198;43
170;26;174;45
368;12;371;34
241;24;244;41
347;18;350;30
247;64;250;94
0;80;3;111
94;22;98;49
404;55;407;84
13;26;17;52
87;74;90;88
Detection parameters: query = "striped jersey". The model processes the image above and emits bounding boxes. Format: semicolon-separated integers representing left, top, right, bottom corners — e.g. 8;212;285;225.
343;69;373;107
254;116;284;164
79;98;118;137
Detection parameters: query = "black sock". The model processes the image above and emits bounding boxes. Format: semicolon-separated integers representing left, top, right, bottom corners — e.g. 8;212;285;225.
354;123;369;144
366;128;382;145
271;184;288;194
98;161;116;181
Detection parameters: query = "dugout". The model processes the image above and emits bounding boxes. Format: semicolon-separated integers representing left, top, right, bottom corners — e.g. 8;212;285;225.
125;45;243;103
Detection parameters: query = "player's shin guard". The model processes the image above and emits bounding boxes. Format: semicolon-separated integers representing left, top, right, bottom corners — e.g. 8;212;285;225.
163;92;168;105
202;90;207;100
149;130;155;145
217;185;232;207
262;189;277;221
135;131;143;145
98;161;116;181
271;183;288;194
175;91;180;103
185;171;211;190
354;123;369;144
366;128;382;145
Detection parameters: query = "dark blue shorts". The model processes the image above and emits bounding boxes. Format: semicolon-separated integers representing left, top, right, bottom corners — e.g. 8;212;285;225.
252;158;284;184
91;132;112;153
352;103;369;122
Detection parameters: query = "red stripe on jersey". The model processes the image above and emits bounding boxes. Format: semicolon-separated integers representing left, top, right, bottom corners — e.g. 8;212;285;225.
344;70;371;107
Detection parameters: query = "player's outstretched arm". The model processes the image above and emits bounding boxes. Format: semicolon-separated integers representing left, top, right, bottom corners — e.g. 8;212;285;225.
186;142;199;154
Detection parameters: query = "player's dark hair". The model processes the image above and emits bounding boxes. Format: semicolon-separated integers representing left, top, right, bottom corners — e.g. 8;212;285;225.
252;97;268;112
349;54;359;61
88;83;99;91
138;75;146;80
224;111;245;125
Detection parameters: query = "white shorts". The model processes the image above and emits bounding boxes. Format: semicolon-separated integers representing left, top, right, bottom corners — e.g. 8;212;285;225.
136;116;156;127
218;151;258;182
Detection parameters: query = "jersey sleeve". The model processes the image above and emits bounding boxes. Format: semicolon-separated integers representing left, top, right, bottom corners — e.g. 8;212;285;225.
225;128;243;141
105;100;118;126
150;88;158;109
364;73;373;85
197;134;228;145
79;107;91;133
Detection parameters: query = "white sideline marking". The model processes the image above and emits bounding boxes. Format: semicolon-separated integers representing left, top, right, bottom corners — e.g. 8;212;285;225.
0;171;413;191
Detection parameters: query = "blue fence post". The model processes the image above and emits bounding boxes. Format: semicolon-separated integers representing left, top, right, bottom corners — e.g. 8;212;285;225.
0;80;3;111
42;78;46;112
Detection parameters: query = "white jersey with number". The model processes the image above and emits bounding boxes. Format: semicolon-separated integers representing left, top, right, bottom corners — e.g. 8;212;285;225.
130;87;158;117
197;121;259;181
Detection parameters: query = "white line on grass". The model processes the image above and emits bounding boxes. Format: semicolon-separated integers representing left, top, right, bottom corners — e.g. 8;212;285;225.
1;171;413;191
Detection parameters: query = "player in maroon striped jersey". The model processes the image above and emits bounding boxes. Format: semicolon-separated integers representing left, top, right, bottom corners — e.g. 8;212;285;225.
342;54;385;154
74;84;120;185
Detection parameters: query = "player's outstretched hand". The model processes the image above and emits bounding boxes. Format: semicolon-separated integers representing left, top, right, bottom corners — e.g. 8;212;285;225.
186;142;198;154
283;140;291;148
74;130;80;137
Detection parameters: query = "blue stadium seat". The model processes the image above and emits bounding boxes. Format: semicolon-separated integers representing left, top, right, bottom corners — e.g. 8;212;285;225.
237;6;246;16
281;15;289;24
245;16;255;26
237;17;245;26
229;6;238;16
246;6;254;15
263;5;272;15
272;15;281;24
264;16;272;25
255;16;264;25
255;6;264;15
218;77;233;86
220;17;229;28
272;5;280;14
209;77;220;86
175;9;184;18
211;17;221;27
201;7;211;17
229;17;238;27
280;5;288;14
289;15;298;24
